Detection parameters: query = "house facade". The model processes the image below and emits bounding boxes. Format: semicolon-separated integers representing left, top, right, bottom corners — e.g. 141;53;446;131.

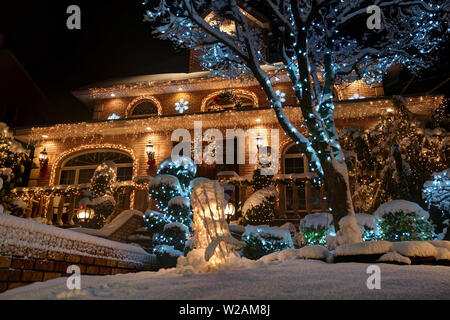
10;12;445;224
13;67;443;223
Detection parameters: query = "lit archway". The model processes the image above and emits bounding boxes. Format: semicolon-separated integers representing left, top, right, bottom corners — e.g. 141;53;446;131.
200;89;258;112
50;144;138;186
125;96;162;118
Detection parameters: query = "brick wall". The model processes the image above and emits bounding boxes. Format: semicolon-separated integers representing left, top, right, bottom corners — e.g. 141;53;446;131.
93;83;296;121
107;213;144;242
0;251;156;293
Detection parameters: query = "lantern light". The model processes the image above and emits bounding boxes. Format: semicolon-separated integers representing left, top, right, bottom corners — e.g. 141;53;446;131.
224;201;235;223
146;139;154;157
38;148;48;163
77;207;94;222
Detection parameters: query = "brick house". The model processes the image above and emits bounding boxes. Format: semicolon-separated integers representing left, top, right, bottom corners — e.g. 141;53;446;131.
12;12;444;224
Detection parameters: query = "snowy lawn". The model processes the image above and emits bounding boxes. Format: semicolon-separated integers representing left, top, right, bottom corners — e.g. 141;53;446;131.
1;260;449;300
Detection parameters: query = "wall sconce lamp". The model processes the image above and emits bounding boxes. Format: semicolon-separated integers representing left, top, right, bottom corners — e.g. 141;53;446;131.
256;135;263;150
38;148;49;177
146;139;156;174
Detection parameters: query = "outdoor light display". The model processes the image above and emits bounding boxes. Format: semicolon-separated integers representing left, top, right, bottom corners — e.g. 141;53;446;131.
190;180;240;265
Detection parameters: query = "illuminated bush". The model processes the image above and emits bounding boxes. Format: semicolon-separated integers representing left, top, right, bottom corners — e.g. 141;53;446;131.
376;211;436;241
300;225;330;246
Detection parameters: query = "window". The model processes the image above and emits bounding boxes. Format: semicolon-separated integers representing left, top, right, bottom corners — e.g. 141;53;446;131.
59;150;133;185
282;143;322;213
131;101;159;116
205;92;255;111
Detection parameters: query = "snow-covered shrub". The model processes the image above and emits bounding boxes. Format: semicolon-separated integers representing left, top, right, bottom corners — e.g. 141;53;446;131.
334;215;363;247
157;156;196;194
153;244;183;269
0;123;30;216
146;158;197;266
340;107;448;213
241;225;293;260
162;222;188;251
89;195;116;228
143;210;170;234
90;161;117;197
299;212;334;246
242;187;276;225
355;213;377;241
376;210;436;242
251;168;273;191
149;174;183;212
423;169;450;239
168;196;192;227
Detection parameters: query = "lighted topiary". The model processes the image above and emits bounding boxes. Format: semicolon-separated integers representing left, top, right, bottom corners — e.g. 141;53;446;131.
251;168;273;191
242;187;276;226
143;210;170;234
376;211;436;242
241;226;293;260
90;161;117;197
157;156;197;194
168;197;192;227
148;174;183;213
145;157;197;265
300;225;330;246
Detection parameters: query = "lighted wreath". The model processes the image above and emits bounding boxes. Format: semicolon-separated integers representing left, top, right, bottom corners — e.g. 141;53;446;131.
208;91;243;111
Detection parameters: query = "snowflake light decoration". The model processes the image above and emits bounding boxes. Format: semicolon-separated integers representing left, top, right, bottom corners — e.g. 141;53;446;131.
175;99;189;114
275;90;286;103
107;113;121;120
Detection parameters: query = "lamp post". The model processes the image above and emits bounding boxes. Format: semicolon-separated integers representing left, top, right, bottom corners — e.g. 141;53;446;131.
224;201;235;224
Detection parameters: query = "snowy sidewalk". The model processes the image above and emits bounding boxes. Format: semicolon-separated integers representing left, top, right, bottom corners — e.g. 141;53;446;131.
1;260;449;299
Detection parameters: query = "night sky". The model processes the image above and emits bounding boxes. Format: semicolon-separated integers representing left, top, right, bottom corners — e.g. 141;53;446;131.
0;0;189;124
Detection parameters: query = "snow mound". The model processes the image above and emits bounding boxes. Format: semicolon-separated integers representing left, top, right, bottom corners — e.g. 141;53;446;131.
334;215;362;247
243;225;293;247
0;213;154;265
74;210;142;238
168;196;190;208
298;245;334;262
374;200;429;219
228;225;245;234
336;240;393;256
242;187;276;215
434;247;450;261
392;241;437;257
163;222;188;233
377;252;411;265
355;213;376;232
149;174;182;190
428;240;450;250
300;212;333;230
90;195;116;206
174;248;263;274
259;248;299;263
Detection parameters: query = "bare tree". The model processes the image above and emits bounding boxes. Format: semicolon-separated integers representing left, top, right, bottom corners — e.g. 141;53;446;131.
143;0;448;237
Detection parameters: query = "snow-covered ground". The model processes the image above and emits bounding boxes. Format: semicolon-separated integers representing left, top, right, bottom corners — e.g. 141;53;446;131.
1;260;449;300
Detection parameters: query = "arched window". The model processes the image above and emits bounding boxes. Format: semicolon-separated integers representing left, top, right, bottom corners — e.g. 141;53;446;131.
59;150;133;185
201;90;258;112
130;100;159;117
282;143;322;213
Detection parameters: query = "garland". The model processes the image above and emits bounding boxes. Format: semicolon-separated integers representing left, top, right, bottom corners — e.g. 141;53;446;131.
209;91;243;111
